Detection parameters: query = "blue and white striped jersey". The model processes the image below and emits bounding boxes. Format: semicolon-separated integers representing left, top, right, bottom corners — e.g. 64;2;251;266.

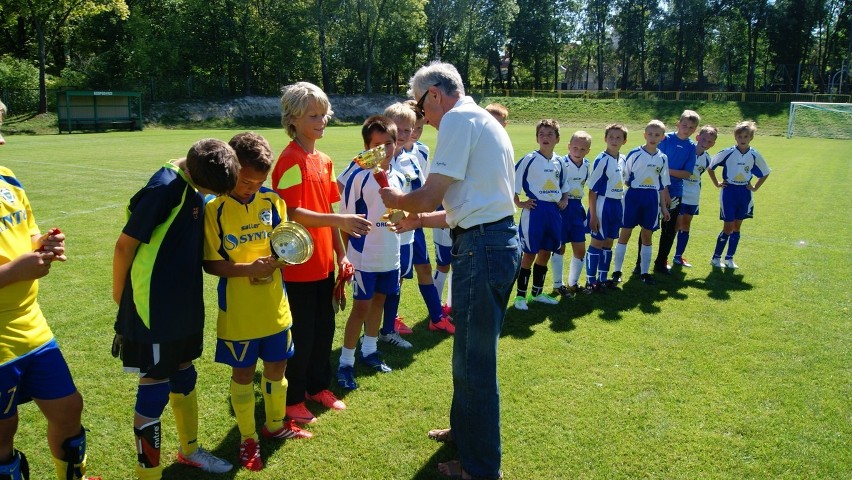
588;151;626;200
623;146;670;190
682;151;711;205
514;150;564;203
709;146;771;186
559;155;591;200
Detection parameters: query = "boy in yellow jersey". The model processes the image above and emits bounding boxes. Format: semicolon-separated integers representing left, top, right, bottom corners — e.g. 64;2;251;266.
112;138;239;479
0;102;99;480
203;132;311;472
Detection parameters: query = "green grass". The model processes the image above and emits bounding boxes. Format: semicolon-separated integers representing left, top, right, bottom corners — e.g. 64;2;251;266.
2;126;850;479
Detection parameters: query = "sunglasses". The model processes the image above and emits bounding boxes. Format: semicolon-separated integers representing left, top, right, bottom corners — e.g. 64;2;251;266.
415;83;441;117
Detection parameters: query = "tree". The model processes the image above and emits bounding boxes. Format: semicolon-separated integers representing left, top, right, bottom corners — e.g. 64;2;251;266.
19;0;129;113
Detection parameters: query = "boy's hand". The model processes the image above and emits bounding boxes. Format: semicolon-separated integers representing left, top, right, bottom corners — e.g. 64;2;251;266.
557;199;568;210
747;183;758;192
248;256;280;278
36;228;67;261
661;207;671;222
340;214;371;238
588;215;600;233
6;251;56;282
516;198;536;209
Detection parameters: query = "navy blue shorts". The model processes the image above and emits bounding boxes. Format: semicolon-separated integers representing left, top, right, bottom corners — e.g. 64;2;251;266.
433;228;452;267
589;197;623;240
719;185;753;221
353;269;400;300
680;203;699;216
0;339;77;418
215;329;294;368
622;188;660;231
519;201;562;254
560;199;587;243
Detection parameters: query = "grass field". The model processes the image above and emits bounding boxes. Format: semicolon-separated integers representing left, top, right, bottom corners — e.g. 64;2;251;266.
2;125;850;479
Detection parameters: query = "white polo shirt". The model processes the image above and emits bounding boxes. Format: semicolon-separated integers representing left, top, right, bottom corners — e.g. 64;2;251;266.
429;96;516;229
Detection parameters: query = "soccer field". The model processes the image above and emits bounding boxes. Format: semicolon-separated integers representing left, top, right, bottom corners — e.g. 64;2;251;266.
3;127;850;479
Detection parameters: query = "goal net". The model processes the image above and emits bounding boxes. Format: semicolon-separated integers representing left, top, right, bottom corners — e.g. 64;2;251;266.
787;102;852;139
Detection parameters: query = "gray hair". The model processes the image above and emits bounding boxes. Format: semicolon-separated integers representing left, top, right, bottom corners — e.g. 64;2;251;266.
408;61;465;99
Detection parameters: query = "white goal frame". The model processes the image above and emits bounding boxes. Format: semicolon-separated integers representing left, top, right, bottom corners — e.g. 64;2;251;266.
787;101;852;138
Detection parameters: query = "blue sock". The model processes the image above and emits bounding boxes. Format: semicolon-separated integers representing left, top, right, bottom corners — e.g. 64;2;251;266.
599;248;612;283
585;246;601;285
675;231;689;258
713;232;729;258
381;293;401;335
726;232;741;259
418;283;443;322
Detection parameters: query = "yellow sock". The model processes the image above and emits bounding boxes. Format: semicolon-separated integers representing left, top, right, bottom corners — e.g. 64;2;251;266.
169;389;199;456
52;456;85;479
230;379;258;441
262;374;287;432
135;463;163;480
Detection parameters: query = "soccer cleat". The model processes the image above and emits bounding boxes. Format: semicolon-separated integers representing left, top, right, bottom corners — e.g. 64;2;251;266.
724;258;739;269
238;438;263;471
640;273;657;285
653;263;672;275
673;256;692;267
553;285;576;298
336;365;358;390
603;279;619;290
611;271;623;283
710;257;724;268
262;419;314;440
429;315;455;334
286;402;317;425
177;447;233;473
632;265;641;275
587;283;607;294
379;331;413;349
442;304;453;316
513;296;529;310
394;315;413;335
306;390;346;411
531;293;558;304
358;351;392;372
569;284;591;295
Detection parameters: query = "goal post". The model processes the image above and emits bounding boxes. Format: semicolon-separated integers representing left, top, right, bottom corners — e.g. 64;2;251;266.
787;102;852;139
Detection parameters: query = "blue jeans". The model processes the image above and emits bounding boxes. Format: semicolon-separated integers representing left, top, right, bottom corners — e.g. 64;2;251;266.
449;217;521;479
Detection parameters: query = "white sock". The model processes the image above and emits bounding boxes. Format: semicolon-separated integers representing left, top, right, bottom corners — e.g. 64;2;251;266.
340;347;356;367
640;244;652;274
550;253;564;288
361;335;378;357
446;273;453;307
568;256;584;286
614;242;627;272
433;270;448;300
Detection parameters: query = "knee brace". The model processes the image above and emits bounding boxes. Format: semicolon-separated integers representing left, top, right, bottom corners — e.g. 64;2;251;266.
169;365;197;396
135;381;170;419
133;420;161;468
0;450;29;480
58;428;87;479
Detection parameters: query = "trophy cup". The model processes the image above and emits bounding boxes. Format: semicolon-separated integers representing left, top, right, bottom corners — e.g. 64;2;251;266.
250;221;314;284
353;146;407;224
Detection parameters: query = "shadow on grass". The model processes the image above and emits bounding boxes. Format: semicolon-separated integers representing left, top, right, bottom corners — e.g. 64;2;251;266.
692;266;754;300
411;442;461;480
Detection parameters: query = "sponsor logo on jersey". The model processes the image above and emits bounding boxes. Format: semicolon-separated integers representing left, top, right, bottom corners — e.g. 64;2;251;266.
0;188;15;204
0;208;27;233
259;209;272;226
223;230;271;251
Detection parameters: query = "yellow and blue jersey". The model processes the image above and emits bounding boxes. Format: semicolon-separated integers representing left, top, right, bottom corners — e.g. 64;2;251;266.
204;187;292;341
0;167;53;365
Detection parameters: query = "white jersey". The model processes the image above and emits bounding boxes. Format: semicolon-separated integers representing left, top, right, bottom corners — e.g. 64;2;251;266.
682;151;711;205
341;165;406;272
514;151;564;203
709;146;771;186
559;155;591;201
406;142;430;177
337;160;361;190
623;146;670;191
390;151;423;245
429;96;515;230
588;150;626;200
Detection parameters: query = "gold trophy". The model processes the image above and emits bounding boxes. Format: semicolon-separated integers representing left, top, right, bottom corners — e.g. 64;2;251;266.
353;146;406;224
250;221;314;284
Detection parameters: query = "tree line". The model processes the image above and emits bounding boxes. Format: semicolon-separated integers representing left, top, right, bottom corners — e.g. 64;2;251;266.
1;0;849;114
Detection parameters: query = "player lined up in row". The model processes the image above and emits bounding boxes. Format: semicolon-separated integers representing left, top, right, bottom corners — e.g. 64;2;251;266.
511;111;772;310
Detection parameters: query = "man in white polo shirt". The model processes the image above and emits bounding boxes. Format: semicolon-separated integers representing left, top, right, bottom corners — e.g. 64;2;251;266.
380;61;521;480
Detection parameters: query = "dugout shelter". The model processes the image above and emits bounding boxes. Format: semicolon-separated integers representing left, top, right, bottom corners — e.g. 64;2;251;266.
56;90;143;133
